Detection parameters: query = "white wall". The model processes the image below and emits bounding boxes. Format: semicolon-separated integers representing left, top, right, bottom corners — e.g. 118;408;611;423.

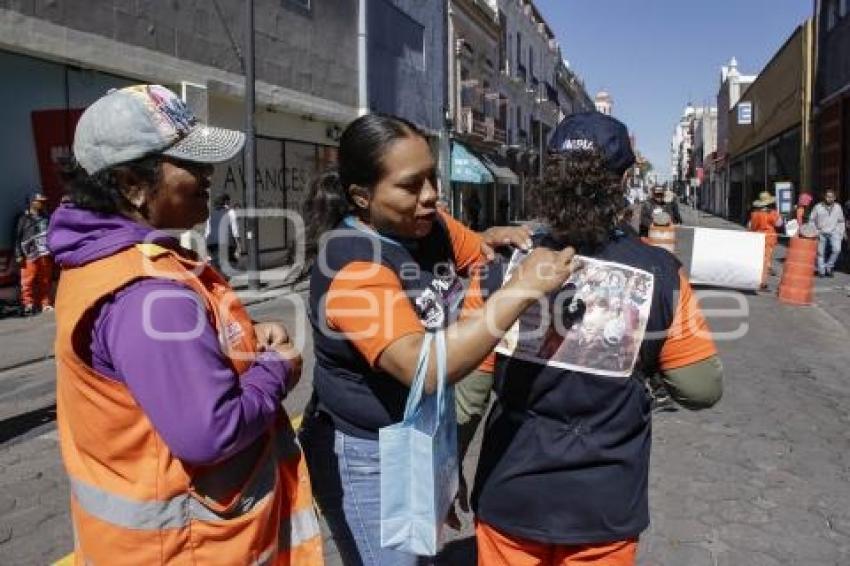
210;96;340;146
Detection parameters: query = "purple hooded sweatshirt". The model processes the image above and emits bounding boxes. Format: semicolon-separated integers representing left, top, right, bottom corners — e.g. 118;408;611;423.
48;205;289;465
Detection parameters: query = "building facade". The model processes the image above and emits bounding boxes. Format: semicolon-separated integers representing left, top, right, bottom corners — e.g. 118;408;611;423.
0;1;359;271
555;58;595;120
692;107;718;210
367;0;447;134
727;22;815;224
711;57;757;217
447;0;590;229
671;103;696;193
814;0;850;203
496;0;563;199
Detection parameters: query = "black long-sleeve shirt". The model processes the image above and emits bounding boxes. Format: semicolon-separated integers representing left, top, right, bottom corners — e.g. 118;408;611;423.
14;211;51;261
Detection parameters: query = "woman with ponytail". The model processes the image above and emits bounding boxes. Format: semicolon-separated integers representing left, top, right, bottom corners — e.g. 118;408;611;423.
299;113;578;565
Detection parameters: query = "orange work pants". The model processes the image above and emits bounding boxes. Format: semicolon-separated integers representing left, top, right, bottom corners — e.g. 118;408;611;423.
477;521;638;566
20;255;54;308
762;235;777;286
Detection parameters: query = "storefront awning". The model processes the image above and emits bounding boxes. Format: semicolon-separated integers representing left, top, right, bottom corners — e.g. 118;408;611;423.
451;142;494;184
478;152;520;185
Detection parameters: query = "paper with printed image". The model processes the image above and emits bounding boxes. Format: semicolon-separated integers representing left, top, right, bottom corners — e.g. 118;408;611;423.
496;250;655;377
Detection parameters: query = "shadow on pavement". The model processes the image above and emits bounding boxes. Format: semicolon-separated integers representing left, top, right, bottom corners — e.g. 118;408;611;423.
0;403;56;444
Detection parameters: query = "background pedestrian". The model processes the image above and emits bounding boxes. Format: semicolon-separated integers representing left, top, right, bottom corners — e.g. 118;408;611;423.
796;191;813;225
639;185;682;236
748;191;783;289
205;192;242;275
14;191;53;316
811;188;845;277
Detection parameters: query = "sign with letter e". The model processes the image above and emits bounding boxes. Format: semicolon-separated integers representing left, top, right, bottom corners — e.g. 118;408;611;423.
737;102;753;125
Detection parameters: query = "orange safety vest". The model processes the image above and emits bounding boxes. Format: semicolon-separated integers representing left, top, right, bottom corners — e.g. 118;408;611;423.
55;243;323;565
749;209;780;245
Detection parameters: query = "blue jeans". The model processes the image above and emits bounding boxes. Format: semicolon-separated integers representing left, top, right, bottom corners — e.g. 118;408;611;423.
300;413;424;566
818;232;843;273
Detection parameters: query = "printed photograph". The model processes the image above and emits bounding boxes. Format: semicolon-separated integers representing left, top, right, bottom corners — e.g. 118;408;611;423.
497;250;655;377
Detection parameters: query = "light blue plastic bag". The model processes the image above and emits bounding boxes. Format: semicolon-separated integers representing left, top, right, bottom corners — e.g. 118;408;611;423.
379;330;458;556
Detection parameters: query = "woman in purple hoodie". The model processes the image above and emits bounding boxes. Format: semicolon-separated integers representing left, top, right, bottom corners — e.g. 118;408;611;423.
48;85;322;564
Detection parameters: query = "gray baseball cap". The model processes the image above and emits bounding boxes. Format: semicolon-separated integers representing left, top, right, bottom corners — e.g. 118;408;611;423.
73;84;245;175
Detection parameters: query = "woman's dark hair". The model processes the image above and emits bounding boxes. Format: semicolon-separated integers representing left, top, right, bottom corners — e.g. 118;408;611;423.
529;149;627;253
303;113;426;259
67;155;162;215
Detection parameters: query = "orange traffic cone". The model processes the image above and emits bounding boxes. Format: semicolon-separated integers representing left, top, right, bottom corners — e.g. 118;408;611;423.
777;236;817;306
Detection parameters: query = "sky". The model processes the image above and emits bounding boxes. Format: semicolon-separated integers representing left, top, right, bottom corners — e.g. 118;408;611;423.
534;0;814;179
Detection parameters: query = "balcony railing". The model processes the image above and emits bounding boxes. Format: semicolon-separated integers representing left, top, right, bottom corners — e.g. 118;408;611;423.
460;108;508;145
459;107;488;139
493;121;508;145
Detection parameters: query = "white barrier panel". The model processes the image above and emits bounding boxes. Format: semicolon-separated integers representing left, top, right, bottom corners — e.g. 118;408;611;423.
675;226;765;291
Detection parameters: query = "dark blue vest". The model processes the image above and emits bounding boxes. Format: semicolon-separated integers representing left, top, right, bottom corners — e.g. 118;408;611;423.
473;230;682;545
308;217;463;439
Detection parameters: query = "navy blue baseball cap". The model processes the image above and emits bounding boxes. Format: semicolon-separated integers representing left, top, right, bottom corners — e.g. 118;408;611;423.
548;111;635;176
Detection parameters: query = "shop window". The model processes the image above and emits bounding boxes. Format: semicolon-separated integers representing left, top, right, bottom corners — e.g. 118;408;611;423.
729;161;745;221
766;129;801;191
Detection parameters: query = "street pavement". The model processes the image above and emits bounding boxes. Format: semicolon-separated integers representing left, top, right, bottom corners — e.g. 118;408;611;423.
2;207;850;564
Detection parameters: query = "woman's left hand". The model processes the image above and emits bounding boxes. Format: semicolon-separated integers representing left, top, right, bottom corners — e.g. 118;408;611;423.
479;225;534;261
254;321;290;351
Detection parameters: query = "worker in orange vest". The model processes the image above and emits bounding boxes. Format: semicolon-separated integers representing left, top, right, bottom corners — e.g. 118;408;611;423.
748;191;783;290
48;85;323;565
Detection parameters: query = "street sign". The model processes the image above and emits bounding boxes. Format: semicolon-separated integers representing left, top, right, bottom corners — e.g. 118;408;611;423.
737;102;753;125
774;181;793;215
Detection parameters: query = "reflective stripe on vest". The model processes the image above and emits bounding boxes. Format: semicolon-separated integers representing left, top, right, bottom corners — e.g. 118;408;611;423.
283;506;322;549
70;449;277;529
251;508;323;566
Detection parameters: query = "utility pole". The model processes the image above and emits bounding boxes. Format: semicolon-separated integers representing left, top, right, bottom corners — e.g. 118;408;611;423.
357;0;368;115
538;110;544;178
440;0;454;214
244;0;260;290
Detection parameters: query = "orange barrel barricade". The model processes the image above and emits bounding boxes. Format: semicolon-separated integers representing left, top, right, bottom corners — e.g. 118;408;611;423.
778;236;817;306
646;224;676;253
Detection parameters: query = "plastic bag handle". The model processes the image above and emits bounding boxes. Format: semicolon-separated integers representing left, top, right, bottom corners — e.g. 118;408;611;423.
402;330;447;420
433;329;448;416
402;332;433;418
